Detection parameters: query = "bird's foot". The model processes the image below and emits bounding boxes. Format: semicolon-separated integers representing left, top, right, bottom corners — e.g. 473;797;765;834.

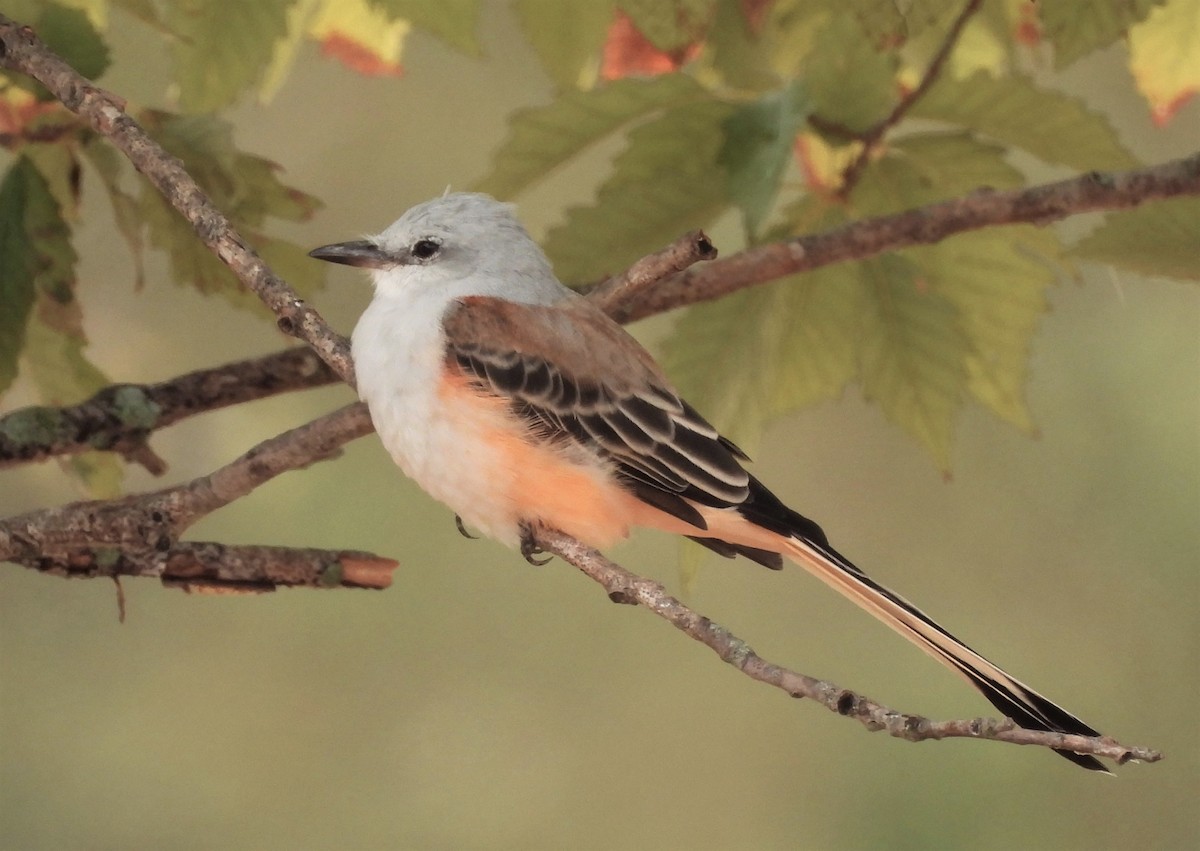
518;522;552;566
454;515;477;539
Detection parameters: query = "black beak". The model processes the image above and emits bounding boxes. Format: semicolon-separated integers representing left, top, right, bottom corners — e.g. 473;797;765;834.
308;240;394;269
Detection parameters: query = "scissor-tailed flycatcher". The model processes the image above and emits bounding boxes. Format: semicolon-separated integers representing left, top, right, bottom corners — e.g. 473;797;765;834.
311;192;1107;771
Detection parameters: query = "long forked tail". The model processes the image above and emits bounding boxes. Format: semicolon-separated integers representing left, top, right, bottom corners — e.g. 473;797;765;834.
777;533;1108;772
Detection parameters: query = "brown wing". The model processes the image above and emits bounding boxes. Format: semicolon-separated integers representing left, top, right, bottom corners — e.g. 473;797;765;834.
441;295;752;521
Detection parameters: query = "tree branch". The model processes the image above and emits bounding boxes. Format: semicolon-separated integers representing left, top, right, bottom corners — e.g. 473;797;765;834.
0;347;338;472
0;12;1170;768
608;152;1200;324
535;528;1162;768
0;403;388;591
0;13;354;385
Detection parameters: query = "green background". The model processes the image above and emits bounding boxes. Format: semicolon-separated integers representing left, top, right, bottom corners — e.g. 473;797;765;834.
2;6;1198;849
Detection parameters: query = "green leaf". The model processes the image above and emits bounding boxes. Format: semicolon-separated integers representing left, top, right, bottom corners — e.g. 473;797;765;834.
257;234;327;299
617;0;712;52
168;0;293;111
1068;197;1200;282
475;74;708;200
664;258;865;448
858;254;968;471
704;0;779;91
905;227;1061;432
514;0;615;89
20;154;77;310
911;71;1138;171
801;13;897;134
259;0;321;103
22;310;108;406
26;311;126;499
719;80;810;236
22;141;81;222
110;0;173;33
0;160;41;395
369;0;483;56
541;98;734;284
81;139;146;286
129;111;323;311
34;2;111;80
1128;0;1200;124
137;188;243;299
1039;0;1164;68
852;131;1024;216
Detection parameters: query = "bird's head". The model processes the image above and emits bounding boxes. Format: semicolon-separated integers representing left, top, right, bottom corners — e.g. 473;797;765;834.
309;192;556;300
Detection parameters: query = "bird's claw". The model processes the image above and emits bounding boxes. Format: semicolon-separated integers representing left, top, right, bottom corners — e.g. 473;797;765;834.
519;523;552;566
454;514;477;539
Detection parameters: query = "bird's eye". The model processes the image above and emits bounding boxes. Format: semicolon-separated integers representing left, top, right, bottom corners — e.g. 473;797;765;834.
411;238;441;261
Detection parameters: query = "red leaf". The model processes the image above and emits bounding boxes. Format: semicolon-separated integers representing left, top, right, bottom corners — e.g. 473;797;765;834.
600;11;700;81
320;32;403;78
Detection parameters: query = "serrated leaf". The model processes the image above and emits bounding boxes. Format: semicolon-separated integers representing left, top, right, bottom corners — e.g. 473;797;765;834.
1068;197;1200;282
1039;0;1164;68
369;0;482;56
618;0;712;52
20;154;77;309
22;310;107;405
515;0;614;89
143;110;322;225
853;131;1024;215
81;138;146;286
911;70;1138;170
131;110;322;309
906;227;1061;431
0;160;41;395
138;189;235;296
858;254;968;470
34;2;111;80
719;80;810;236
664;259;864;448
168;0;292;112
843;0;961;44
261;0;323;102
542;98;734;284
801;13;898;133
475;74;707;200
1129;0;1200;125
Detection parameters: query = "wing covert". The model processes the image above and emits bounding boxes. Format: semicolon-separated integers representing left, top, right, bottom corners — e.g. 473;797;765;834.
442;296;751;511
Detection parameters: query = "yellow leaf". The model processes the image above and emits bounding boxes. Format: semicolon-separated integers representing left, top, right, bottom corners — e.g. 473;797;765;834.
260;0;323;103
1129;0;1200;125
792;132;859;197
309;0;411;78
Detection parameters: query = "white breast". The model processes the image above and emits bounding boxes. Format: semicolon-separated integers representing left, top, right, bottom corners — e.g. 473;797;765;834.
352;286;524;543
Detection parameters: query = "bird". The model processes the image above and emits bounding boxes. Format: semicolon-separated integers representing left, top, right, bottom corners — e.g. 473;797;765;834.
310;192;1108;771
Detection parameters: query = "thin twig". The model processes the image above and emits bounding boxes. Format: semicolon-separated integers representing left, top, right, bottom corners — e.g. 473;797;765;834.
536;528;1162;767
585;229;718;314
0;347;339;471
836;0;985;196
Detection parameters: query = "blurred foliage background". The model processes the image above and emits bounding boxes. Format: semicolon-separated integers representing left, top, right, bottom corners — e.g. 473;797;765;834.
1;1;1198;848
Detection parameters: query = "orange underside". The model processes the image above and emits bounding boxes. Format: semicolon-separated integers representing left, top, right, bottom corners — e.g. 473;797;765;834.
438;369;778;550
